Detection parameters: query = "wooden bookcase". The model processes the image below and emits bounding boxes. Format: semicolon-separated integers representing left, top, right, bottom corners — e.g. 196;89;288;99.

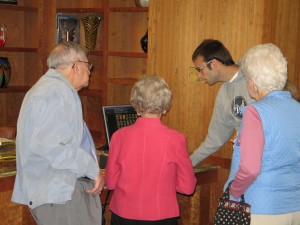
0;1;41;128
0;0;148;146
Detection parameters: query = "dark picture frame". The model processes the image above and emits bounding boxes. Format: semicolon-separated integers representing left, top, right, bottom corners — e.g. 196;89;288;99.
56;14;80;44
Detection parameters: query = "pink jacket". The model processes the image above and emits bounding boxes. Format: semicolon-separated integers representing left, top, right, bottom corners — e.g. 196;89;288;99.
105;117;197;220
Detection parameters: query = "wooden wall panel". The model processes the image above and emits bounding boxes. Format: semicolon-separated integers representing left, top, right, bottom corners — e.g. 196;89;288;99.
148;0;266;151
262;0;300;86
106;83;132;105
148;0;300;224
0;177;36;225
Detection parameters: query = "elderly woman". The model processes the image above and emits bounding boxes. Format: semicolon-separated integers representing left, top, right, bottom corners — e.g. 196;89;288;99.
226;44;300;225
105;75;197;225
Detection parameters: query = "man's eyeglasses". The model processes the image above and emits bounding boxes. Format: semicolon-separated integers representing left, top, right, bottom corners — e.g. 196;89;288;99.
73;60;93;71
188;60;213;83
193;60;213;73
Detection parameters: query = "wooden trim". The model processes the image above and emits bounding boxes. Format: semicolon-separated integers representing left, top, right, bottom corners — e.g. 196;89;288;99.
195;167;219;185
0;5;37;12
108;51;147;58
101;0;109;106
0;47;37;52
109;7;148;12
107;78;137;85
202;156;232;170
56;8;104;13
0;86;30;93
78;89;102;98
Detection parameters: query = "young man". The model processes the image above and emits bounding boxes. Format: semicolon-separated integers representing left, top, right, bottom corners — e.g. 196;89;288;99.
12;42;104;225
189;39;254;166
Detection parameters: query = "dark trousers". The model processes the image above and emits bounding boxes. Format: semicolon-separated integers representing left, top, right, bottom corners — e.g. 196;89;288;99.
111;212;178;225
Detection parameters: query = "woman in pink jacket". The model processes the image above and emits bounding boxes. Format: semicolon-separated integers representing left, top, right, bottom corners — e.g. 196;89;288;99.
105;75;197;225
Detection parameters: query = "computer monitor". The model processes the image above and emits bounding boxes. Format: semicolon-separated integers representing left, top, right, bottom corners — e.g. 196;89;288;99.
102;105;138;146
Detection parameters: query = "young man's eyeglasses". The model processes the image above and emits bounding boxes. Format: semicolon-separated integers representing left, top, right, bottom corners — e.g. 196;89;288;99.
73;60;93;71
194;59;213;73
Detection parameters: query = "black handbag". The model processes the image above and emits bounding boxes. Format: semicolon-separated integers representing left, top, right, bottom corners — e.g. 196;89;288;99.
214;182;251;225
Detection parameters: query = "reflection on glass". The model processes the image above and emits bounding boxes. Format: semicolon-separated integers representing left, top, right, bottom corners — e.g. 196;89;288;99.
188;67;205;83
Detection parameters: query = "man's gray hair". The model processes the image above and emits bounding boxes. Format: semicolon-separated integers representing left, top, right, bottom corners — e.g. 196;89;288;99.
47;41;87;69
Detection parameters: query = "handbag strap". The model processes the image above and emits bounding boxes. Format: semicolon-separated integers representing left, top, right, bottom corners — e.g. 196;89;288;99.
223;181;246;203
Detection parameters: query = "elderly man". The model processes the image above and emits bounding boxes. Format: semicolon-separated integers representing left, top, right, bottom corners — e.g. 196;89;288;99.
12;42;104;225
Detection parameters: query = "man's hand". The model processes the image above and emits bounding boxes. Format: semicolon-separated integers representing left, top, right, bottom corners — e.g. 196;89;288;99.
86;172;105;195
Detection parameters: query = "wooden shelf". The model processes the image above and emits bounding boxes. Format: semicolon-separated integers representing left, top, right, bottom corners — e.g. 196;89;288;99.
78;88;102;98
107;78;137;85
0;86;30;93
0;5;37;12
109;7;148;12
57;8;104;13
108;51;147;58
89;50;103;56
1;87;102;97
0;47;38;52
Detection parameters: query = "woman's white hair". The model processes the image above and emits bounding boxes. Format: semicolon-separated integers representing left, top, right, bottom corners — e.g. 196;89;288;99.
130;75;172;114
241;43;287;91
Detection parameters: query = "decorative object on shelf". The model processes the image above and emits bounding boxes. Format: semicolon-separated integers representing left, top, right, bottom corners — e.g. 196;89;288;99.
0;57;11;88
0;0;17;5
135;0;149;7
140;30;148;53
56;14;80;44
81;14;102;51
0;24;6;47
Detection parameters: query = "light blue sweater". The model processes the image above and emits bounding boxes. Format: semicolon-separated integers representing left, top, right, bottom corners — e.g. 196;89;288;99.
12;69;99;209
227;91;300;214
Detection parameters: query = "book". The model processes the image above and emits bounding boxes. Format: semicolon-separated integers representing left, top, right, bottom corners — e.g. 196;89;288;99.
0;138;15;146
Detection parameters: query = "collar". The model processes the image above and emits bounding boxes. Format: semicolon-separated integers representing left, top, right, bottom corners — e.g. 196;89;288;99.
44;68;76;92
228;71;239;82
135;117;163;126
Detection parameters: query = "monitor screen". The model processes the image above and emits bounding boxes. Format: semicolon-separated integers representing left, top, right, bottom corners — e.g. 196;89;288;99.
102;105;138;146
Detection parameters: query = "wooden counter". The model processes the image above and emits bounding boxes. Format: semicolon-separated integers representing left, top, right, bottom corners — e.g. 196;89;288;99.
178;165;219;225
1;158;218;225
0;175;36;225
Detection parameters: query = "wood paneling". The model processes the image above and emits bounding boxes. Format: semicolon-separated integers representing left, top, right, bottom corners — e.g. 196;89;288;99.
262;0;300;85
148;0;300;224
0;176;36;225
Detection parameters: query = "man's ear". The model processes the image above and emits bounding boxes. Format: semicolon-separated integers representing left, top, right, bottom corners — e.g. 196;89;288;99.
208;59;217;70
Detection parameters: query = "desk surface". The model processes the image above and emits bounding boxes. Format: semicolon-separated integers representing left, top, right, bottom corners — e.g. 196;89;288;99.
0;142;219;178
0;142;16;178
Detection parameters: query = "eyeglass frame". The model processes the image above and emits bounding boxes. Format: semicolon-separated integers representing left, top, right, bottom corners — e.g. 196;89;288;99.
73;60;93;71
192;59;213;73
